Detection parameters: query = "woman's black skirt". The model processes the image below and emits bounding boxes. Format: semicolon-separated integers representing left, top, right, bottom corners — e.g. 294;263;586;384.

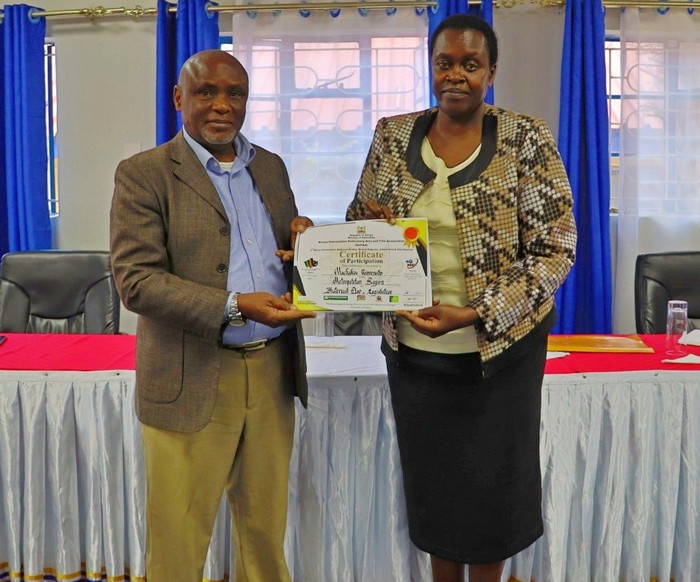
384;333;547;564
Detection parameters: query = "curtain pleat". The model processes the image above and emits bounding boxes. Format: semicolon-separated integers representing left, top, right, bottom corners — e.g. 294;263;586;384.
155;0;220;145
0;13;6;253
156;0;178;145
176;0;220;73
554;0;613;333
0;4;52;255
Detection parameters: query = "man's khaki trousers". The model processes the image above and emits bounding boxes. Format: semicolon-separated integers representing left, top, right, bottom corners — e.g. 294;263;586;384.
142;339;295;582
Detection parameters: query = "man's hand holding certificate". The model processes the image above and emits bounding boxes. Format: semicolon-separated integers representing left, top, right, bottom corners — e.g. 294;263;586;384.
292;219;432;311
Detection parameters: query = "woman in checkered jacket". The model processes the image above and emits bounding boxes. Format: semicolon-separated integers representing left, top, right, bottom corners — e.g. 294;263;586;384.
346;14;576;582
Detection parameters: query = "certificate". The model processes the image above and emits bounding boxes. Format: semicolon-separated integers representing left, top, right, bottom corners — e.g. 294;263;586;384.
293;219;432;311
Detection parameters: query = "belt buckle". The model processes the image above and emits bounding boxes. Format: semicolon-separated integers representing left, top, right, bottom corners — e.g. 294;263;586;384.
238;339;267;351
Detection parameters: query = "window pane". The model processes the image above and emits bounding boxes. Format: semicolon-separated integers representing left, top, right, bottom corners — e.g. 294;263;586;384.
293;42;360;90
290;98;363;132
249;45;280;98
619;36;700;215
372;37;428;123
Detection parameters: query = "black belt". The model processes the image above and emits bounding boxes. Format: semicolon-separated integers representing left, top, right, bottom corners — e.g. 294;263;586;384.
222;335;281;352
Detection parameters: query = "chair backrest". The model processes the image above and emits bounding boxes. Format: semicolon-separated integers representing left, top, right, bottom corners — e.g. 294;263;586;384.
634;251;700;334
333;312;383;336
0;250;120;334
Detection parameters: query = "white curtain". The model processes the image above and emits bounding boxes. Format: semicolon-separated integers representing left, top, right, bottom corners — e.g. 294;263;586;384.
614;8;700;332
226;6;429;224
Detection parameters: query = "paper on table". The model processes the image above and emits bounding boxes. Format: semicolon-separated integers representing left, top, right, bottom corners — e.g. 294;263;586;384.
661;354;700;365
546;351;570;360
679;329;700;346
305;337;346;349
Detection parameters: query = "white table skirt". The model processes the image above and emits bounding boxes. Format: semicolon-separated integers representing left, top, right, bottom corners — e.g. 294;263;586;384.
1;337;700;581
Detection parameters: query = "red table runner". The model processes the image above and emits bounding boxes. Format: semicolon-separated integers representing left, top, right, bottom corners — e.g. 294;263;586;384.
0;333;136;371
0;333;699;374
545;334;700;374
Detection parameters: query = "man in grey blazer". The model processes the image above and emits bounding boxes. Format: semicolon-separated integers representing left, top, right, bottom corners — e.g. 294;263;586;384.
110;49;314;582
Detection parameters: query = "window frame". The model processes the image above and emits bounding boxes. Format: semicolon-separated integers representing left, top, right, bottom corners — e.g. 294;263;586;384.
45;40;59;216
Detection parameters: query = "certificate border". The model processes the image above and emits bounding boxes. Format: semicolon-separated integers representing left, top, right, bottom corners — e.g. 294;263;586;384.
292;218;431;312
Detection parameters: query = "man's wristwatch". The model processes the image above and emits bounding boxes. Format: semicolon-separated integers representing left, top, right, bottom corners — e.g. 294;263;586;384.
227;292;246;327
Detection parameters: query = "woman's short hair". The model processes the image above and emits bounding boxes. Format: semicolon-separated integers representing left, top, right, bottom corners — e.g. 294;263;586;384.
429;14;499;67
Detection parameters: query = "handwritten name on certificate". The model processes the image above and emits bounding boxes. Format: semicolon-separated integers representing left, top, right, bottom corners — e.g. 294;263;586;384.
293;219;432;311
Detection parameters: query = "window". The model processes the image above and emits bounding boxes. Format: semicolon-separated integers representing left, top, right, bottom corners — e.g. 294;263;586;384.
605;36;621;162
608;14;700;217
223;15;429;223
605;36;622;212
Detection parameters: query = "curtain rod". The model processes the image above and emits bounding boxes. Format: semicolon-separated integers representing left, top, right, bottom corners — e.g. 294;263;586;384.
1;0;698;22
0;1;564;22
605;0;700;5
3;1;434;21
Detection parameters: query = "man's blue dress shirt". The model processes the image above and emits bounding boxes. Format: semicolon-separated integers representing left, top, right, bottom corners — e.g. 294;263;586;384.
183;128;287;345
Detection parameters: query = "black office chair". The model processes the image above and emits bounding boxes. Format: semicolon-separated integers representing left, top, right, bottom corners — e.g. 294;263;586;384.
634;251;700;334
333;312;383;336
0;250;120;334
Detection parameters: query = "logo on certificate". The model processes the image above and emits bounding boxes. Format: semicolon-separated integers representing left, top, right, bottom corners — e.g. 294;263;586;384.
304;258;318;268
405;258;419;269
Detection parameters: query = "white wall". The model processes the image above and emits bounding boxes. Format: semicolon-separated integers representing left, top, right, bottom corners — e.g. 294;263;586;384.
36;0;159;333
41;1;157;252
30;2;567;333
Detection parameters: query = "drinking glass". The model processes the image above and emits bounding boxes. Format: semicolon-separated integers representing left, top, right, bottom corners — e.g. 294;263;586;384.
314;311;335;338
666;300;688;355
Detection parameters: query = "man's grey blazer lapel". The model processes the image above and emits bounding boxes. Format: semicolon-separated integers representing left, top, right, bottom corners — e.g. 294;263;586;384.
249;155;292;248
169;133;227;222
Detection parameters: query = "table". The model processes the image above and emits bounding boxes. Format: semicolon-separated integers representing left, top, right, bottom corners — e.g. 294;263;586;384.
1;334;700;581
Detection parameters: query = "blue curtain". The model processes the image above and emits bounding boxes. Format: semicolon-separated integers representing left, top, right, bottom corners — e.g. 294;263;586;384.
554;0;612;333
156;0;178;145
0;4;52;255
156;0;220;145
428;0;493;107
